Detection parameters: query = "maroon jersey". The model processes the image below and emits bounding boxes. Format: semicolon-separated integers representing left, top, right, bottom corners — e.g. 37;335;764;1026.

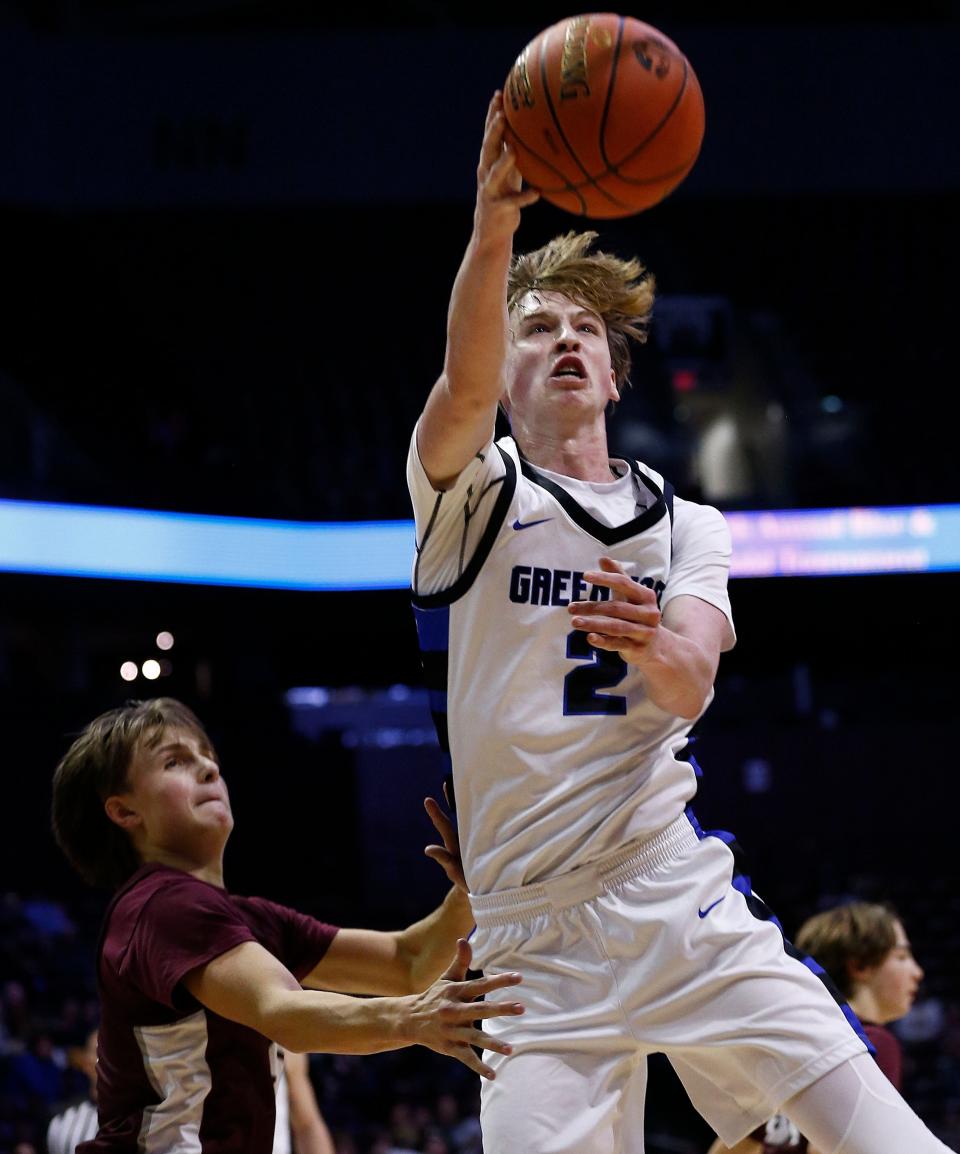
863;1022;902;1091
81;863;338;1154
753;1022;903;1152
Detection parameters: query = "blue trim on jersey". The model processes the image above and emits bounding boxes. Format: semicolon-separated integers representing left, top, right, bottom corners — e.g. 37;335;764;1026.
413;603;449;651
841;1002;872;1040
731;873;754;900
684;802;876;1057
684;806;705;838
804;955;829;980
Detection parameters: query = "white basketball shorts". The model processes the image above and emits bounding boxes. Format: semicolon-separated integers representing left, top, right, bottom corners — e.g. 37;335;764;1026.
469;815;867;1152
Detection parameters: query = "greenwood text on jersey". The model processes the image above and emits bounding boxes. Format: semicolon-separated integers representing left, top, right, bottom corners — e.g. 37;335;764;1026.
508;565;666;607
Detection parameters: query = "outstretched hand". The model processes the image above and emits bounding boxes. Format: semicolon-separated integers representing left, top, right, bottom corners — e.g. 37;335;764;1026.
568;557;662;666
475;91;539;239
403;939;524;1079
424;796;467;892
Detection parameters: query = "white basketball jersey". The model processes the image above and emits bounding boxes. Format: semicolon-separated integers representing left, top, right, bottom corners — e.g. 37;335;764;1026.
409;432;734;896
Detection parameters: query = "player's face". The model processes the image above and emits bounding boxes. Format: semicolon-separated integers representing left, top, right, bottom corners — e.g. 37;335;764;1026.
861;920;924;1023
109;725;233;867
504;291;618;423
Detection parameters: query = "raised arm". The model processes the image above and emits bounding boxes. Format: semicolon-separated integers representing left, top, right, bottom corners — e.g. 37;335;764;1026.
416;92;539;489
183;938;522;1080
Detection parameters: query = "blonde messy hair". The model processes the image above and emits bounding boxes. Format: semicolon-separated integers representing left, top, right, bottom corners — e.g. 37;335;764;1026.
508;231;655;393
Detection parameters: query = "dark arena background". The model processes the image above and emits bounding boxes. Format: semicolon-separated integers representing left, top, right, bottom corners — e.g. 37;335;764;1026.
1;3;958;1152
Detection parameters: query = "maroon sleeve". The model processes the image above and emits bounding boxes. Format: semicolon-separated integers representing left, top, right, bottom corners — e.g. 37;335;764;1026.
864;1024;903;1090
237;896;339;981
120;875;257;1008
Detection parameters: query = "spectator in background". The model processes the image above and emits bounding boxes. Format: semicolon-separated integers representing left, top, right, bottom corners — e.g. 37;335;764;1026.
274;1049;335;1154
5;1030;64;1121
707;901;924;1154
46;1029;98;1154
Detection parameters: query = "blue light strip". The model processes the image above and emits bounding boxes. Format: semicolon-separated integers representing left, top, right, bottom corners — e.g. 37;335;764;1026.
0;500;413;590
1;498;958;589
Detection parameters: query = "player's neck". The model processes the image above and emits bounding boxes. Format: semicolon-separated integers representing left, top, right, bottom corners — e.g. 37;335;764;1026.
848;987;889;1026
514;424;614;482
137;843;226;888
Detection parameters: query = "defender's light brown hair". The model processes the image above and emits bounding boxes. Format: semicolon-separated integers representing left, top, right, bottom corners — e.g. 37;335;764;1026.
507;230;655;395
52;698;211;889
794;901;900;999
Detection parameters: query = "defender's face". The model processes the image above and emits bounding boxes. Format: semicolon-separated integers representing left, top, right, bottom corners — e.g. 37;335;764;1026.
504;291;618;421
111;725;233;862
862;921;924;1023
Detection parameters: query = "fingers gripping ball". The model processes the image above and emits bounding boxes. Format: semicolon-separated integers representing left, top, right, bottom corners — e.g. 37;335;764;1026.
503;12;705;218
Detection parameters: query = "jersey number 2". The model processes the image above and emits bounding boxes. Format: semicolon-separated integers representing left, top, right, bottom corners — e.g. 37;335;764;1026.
563;629;628;715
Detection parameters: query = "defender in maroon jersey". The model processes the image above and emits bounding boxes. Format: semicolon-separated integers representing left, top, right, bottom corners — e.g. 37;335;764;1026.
52;697;525;1153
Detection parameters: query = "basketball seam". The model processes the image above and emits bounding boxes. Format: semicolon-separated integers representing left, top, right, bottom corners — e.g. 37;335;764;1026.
605;155;699;188
603;53;696;173
539;22;629;212
597;16;626;175
592;20;696;190
505;127;589;210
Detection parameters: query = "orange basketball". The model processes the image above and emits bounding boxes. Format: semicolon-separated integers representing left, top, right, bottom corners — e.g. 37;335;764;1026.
503;12;705;218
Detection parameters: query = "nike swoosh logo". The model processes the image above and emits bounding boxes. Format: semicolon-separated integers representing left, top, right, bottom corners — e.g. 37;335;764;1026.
698;897;725;919
512;517;553;531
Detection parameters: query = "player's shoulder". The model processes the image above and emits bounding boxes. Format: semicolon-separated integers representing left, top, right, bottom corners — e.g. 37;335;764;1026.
495;433;519;459
481;433;518;478
231;891;289;925
115;863;219;905
109;863;178;917
631;460;726;532
632;458;666;498
106;864;237;943
670;488;729;538
408;421;507;495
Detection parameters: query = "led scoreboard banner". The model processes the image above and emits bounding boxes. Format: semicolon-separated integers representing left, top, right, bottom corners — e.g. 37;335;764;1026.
2;499;958;589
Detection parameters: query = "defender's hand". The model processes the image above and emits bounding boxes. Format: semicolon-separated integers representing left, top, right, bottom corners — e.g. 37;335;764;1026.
424;796;467;892
402;940;524;1079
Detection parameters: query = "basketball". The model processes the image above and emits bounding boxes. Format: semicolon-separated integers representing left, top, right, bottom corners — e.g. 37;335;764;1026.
503;13;705;218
